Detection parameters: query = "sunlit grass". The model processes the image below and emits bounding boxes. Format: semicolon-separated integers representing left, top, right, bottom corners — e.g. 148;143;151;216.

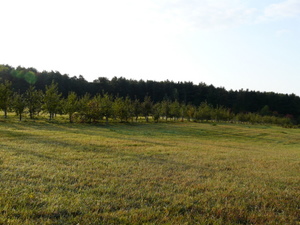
1;118;300;224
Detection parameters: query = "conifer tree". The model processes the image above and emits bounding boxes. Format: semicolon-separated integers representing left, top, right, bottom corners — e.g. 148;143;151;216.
142;96;153;122
132;98;141;122
63;91;78;123
160;100;171;121
101;93;113;124
12;92;26;121
77;93;91;122
170;100;181;120
43;81;62;120
185;104;196;122
152;102;161;122
0;80;13;118
25;85;43;119
113;96;127;122
87;94;102;122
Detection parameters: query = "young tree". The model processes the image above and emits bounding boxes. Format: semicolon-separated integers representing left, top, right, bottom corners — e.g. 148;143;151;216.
113;96;129;122
63;91;78;123
25;85;43;119
77;93;91;122
179;103;187;122
141;95;153;122
87;94;102;122
43;81;62;120
214;105;231;122
170;100;181;120
113;96;133;122
0;80;13;118
152;102;161;123
132;98;141;122
101;93;113;124
12;92;26;121
160;100;171;121
123;96;133;122
196;102;212;122
236;113;249;123
185;104;196;121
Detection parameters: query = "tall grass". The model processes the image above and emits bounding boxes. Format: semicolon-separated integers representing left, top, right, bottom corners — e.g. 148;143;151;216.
1;119;300;224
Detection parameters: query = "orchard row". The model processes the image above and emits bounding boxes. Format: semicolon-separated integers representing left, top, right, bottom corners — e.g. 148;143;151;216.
0;80;292;126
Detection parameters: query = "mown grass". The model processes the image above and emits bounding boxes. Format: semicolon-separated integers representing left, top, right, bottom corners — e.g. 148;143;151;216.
1;118;300;224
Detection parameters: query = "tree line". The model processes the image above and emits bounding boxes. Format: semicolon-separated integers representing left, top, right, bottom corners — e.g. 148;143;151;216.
0;79;292;126
0;64;299;125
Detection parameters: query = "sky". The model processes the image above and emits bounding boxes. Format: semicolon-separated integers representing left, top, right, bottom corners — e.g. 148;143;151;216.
1;0;300;95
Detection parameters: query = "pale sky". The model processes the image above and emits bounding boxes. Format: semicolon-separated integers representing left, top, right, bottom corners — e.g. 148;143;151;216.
1;0;300;95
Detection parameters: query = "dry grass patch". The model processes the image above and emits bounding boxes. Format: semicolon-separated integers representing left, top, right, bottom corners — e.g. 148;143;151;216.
0;121;300;224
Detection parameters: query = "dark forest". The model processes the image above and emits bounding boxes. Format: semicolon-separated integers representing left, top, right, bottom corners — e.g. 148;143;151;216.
1;64;299;124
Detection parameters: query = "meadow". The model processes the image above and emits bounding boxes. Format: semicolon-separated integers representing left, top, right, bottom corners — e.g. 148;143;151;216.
1;118;300;224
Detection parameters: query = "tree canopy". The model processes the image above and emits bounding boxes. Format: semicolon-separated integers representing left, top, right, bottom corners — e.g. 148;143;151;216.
1;64;300;124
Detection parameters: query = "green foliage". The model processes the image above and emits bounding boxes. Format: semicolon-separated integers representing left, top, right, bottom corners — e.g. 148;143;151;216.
63;92;78;123
0;81;294;126
43;81;62;120
160;99;171;121
0;65;9;73
11;92;26;121
124;96;134;122
1;64;300;123
260;105;271;116
0;80;13;118
196;102;212;122
152;102;161;122
141;96;153;122
170;100;181;120
214;105;232;122
25;85;43;119
132;98;141;122
77;93;91;122
0;75;295;126
87;94;102;122
101;93;113;123
113;96;125;122
185;104;196;121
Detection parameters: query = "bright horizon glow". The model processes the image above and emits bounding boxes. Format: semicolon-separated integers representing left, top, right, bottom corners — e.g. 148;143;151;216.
1;0;300;95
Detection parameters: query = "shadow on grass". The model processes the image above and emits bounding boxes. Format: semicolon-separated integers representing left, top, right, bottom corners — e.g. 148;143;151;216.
1;124;197;176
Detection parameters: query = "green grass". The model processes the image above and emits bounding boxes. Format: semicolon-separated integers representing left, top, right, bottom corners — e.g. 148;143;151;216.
1;119;300;224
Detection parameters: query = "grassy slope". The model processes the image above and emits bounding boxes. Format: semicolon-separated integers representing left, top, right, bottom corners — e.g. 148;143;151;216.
0;120;300;224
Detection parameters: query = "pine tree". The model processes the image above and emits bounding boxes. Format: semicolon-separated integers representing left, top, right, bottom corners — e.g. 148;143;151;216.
160;100;171;121
101;93;113;124
12;92;26;121
0;80;13;118
132;98;141;122
25;85;43;119
77;93;91;122
63;91;78;123
142;96;153;122
43;81;62;120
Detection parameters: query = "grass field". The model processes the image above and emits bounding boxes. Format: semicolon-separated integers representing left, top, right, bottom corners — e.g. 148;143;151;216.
1;119;300;224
